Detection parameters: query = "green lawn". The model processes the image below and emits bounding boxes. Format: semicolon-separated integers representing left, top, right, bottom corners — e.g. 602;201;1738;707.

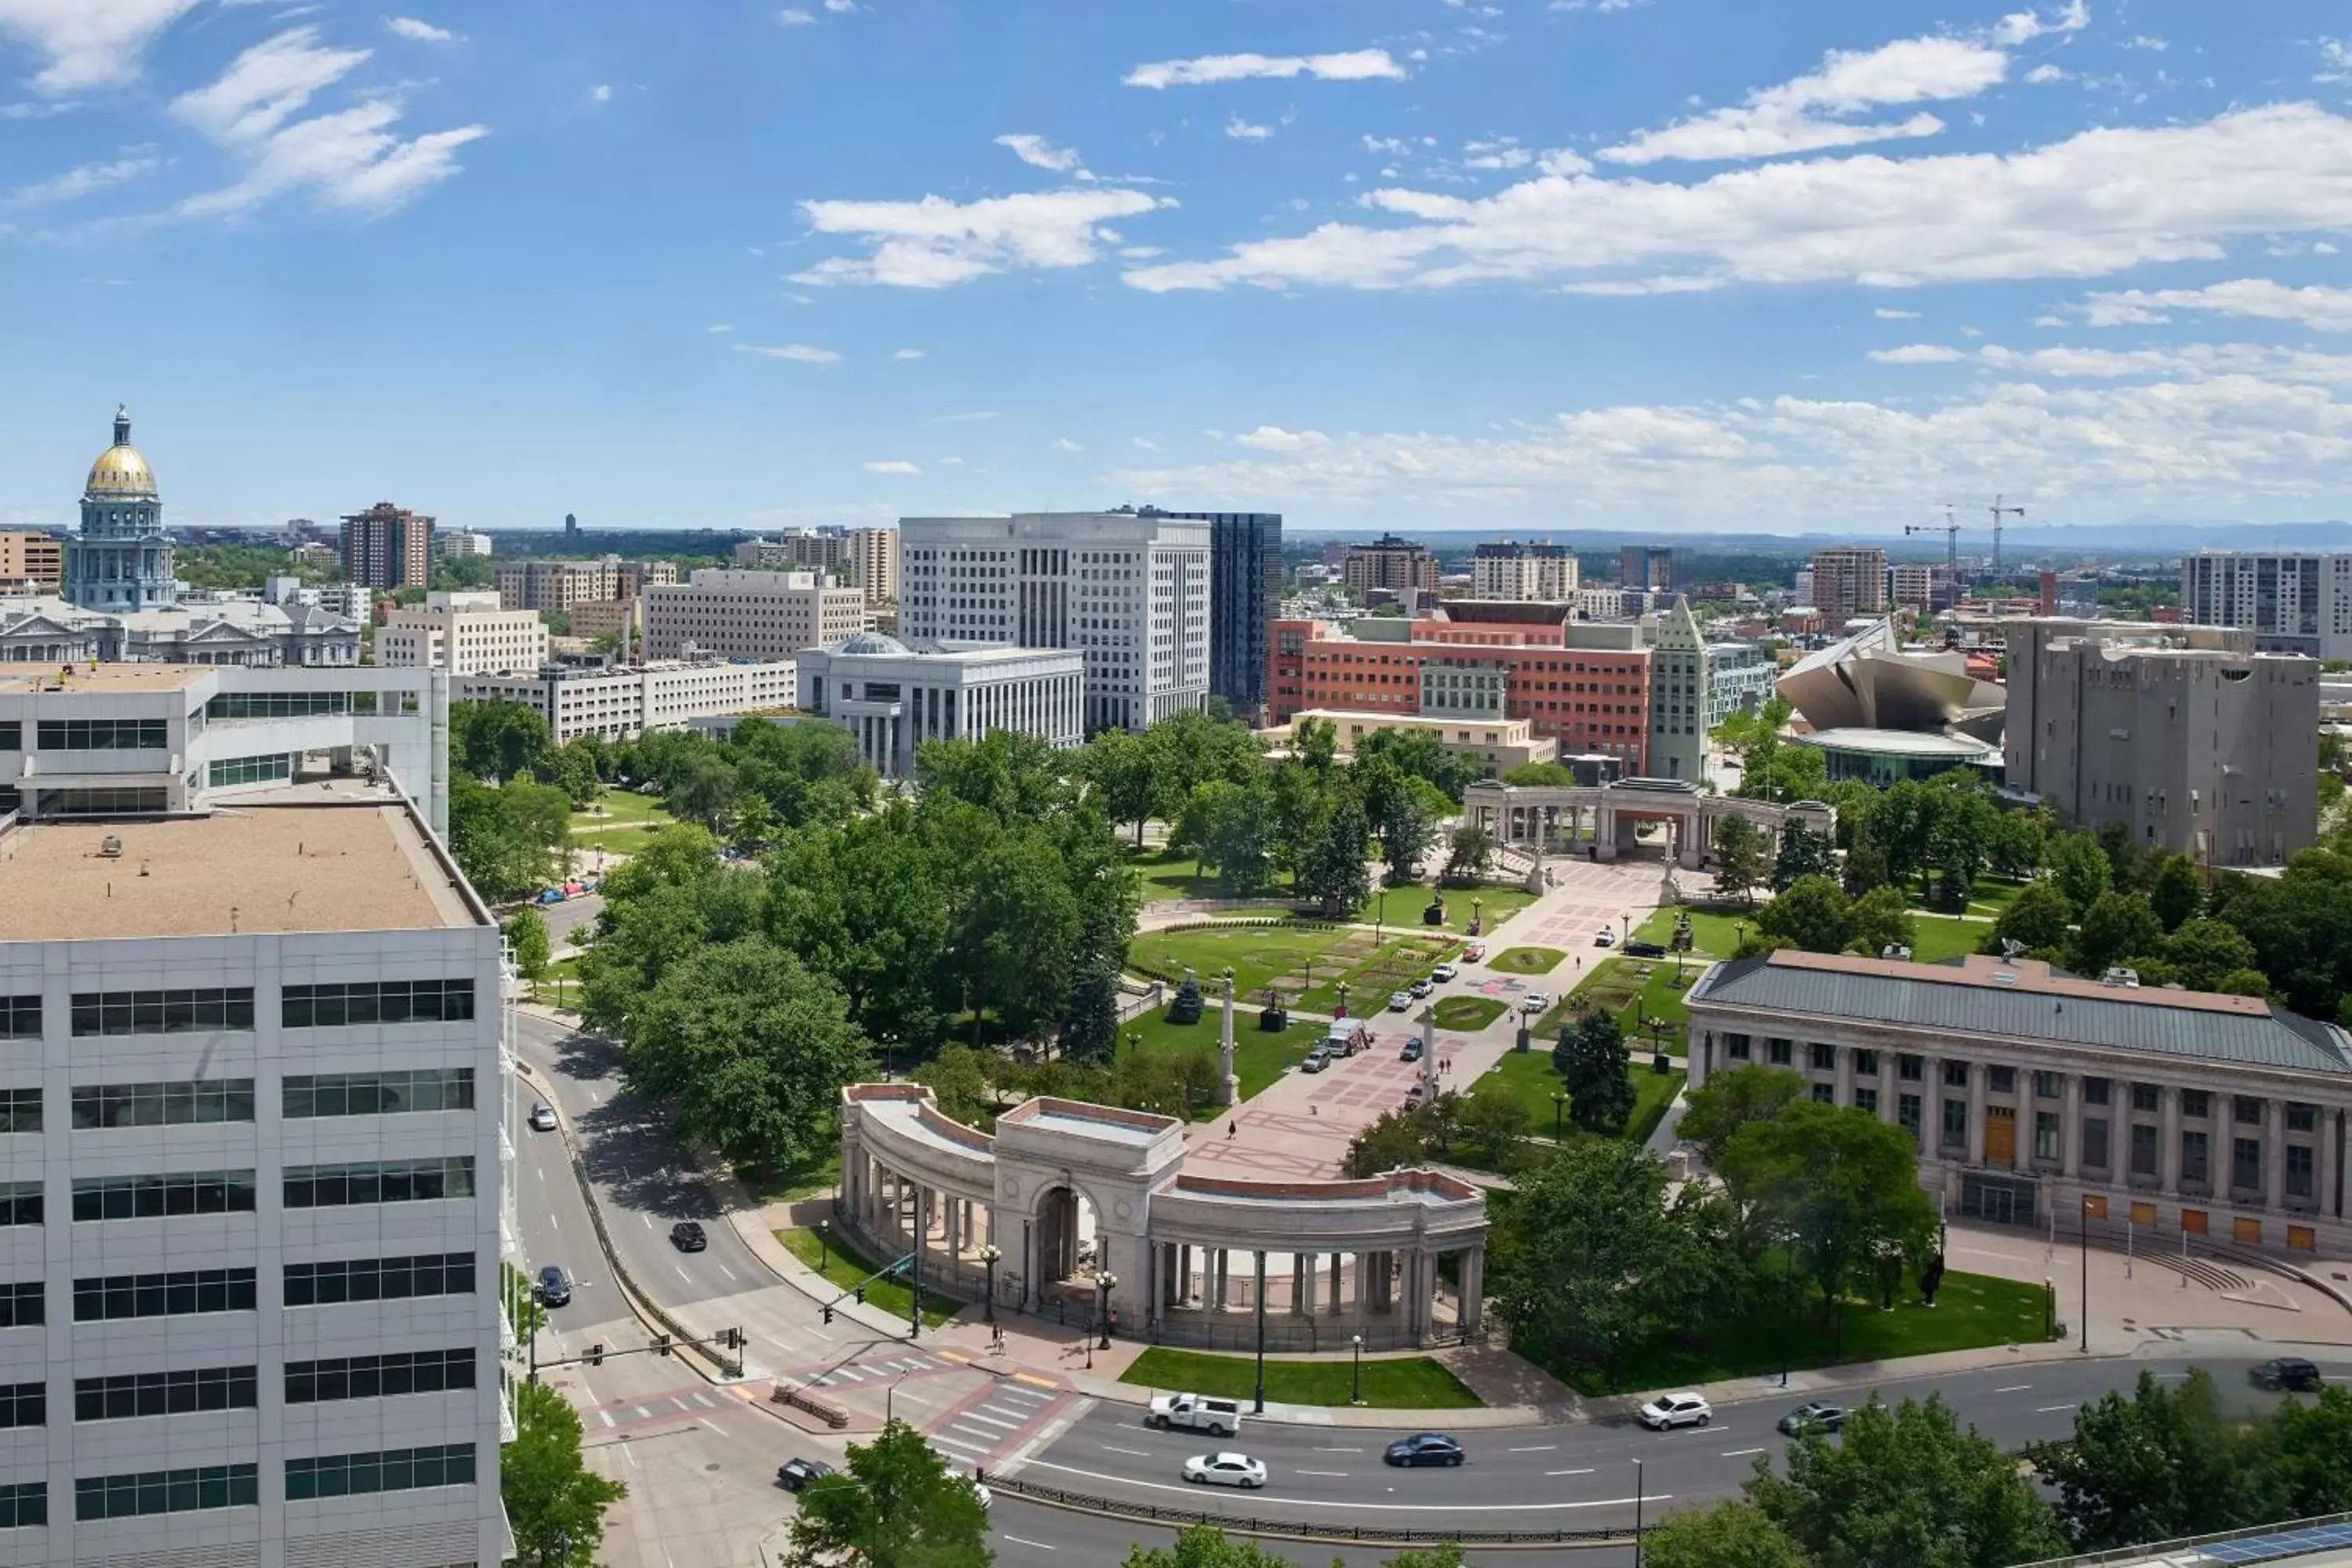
1432;996;1508;1032
1490;946;1565;975
1634;906;1753;957
1961;875;2031;918
1123;1347;1483;1409
1629;905;1980;964
742;1140;839;1205
778;1226;961;1327
1561;1268;2056;1396
1906;913;1985;962
1127;847;1256;904
1477;1047;1685;1150
1391;883;1539;935
1129;924;1459;1017
1121;1004;1327;1105
570;789;674;841
1119;849;1539;938
1530;953;1704;1050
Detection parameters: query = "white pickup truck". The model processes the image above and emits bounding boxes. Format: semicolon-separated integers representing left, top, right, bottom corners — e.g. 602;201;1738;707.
1147;1392;1243;1437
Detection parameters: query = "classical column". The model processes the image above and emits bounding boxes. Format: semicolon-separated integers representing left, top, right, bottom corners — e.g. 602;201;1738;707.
1328;1254;1344;1315
1214;1250;1229;1309
2161;1086;2183;1194
2063;1074;2085;1179
1877;1052;1899;1126
2013;1072;2034;1175
2265;1101;2288;1210
2325;1112;2344;1221
1298;1253;1316;1318
1834;1046;1854;1107
1967;1062;1987;1167
1461;1247;1485;1333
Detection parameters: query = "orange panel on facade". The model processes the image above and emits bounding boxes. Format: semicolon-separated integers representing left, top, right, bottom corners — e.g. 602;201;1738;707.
2182;1209;2209;1235
2232;1217;2263;1244
2130;1201;2157;1226
2083;1195;2109;1220
2289;1225;2317;1252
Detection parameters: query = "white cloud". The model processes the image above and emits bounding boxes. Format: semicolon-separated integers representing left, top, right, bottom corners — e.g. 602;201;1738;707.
2125;34;2168;51
1125;105;2352;296
1868;343;1968;363
863;459;920;475
1874;307;1923;319
1992;2;2089;46
1557;274;1722;296
0;0;202;93
707;324;733;333
823;0;855;10
1225;114;1274;141
383;16;452;43
2321;39;2350;82
1123;49;1406;90
1050;437;1083;452
936;410;1000;422
9;148;158;207
893;347;926;359
796;186;1171;288
590;83;612;103
775;7;815;22
167;28;486;219
733;342;842;363
995;132;1084;173
1132;436;1163;451
1599;35;2009;165
1235;425;1330;451
2077;278;2352;334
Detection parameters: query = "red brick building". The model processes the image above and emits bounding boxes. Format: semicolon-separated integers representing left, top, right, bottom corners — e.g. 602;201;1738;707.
1269;604;1652;772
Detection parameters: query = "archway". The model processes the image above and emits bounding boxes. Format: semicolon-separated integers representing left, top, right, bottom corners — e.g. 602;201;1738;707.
1031;1182;1105;1320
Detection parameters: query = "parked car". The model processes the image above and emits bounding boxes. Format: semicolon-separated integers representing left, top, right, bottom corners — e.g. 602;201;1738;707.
1400;1037;1424;1062
528;1102;558;1132
1384;1432;1465;1467
1388;991;1412;1011
1461;943;1486;963
535;1264;572;1308
776;1457;835;1492
1593;929;1616;948
1777;1401;1846;1435
970;1481;992;1511
1638;1392;1712;1430
1410;978;1435;999
1624;940;1668;959
1150;1392;1244;1436
1301;1047;1333;1073
1182;1452;1267;1489
670;1221;708;1252
1523;993;1552;1014
2252;1358;2324;1392
1431;963;1459;982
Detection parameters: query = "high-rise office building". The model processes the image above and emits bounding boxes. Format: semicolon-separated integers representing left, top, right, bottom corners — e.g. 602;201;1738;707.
2181;550;2352;662
1340;535;1439;600
1620;545;1678;593
898;511;1210;733
640;569;864;661
1642;597;1707;784
1809;546;1889;623
378;591;551;676
339;503;434;591
65;408;178;613
1164;511;1280;721
0;533;64;596
1472;541;1577;602
851;528;900;606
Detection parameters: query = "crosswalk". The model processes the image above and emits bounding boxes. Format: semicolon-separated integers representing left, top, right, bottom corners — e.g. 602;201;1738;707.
584;1383;732;1432
802;1350;956;1388
924;1381;1069;1471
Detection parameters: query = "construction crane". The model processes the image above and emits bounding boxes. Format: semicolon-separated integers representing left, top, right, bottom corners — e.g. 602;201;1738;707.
1905;506;1973;597
1987;493;2025;577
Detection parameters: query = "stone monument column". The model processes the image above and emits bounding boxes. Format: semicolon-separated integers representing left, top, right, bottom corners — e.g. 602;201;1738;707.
1219;967;1240;1108
1421;1004;1439;1101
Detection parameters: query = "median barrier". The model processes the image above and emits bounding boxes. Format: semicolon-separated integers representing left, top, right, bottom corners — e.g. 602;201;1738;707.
771;1382;851;1428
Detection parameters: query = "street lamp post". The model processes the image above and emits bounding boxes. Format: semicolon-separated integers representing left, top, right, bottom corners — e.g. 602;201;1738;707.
1551;1090;1566;1144
1375;887;1388;944
1253;1251;1269;1415
818;1219;832;1276
1349;1334;1365;1406
2080;1196;2090;1353
1633;1457;1646;1566
979;1243;1001;1327
1335;981;1349;1019
1098;1272;1117;1350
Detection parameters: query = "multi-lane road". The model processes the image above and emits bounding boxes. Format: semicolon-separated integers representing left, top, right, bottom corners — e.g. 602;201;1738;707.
511;1008;2352;1568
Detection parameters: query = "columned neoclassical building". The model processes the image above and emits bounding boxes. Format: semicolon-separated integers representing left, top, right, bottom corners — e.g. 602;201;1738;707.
64;406;180;612
837;1084;1487;1350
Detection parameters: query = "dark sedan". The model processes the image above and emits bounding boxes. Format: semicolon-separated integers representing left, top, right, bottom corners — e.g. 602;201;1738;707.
2252;1358;2324;1392
1384;1432;1465;1467
670;1221;709;1252
777;1457;836;1492
1778;1401;1847;1435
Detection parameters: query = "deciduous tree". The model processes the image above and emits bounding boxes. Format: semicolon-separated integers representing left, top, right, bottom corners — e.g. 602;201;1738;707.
1553;1008;1635;1135
1771;821;1835;892
1679;1064;1807;1171
503;906;551;982
1641;1501;1809;1568
1755;875;1851;955
2150;854;2204;931
2027;1370;2251;1550
782;1417;993;1568
1980;879;2074;957
2072;891;2165;978
2049;830;2114;915
505;1381;628;1568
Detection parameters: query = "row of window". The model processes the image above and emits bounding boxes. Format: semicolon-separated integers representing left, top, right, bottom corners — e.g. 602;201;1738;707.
284;1068;474;1118
281;980;474;1028
205;753;292;788
45;981;479;1039
72;1170;255;1222
34;718;167;752
0;1073;479;1131
285;1157;474;1209
5;1159;475;1221
71;989;253;1037
0;1348;476;1427
48;1252;477;1323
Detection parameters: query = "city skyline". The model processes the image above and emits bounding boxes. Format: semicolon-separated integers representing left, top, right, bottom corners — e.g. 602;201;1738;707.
0;1;2347;536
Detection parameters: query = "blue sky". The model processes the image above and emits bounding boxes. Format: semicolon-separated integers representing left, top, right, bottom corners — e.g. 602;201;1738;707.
0;0;2348;536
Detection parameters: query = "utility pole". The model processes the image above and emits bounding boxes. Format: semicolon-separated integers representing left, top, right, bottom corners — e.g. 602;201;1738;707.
1988;494;2025;578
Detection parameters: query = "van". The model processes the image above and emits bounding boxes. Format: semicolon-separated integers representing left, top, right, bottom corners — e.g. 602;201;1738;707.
1322;1022;1370;1057
1148;1392;1243;1436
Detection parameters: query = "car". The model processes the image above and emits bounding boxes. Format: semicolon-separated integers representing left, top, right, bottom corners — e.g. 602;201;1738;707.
1323;1023;1370;1056
1400;1037;1424;1062
1410;978;1435;999
1404;1082;1428;1106
1384;1432;1465;1467
2252;1358;2324;1392
1777;1401;1846;1435
1149;1392;1243;1436
1638;1392;1713;1430
971;1481;992;1511
1388;991;1412;1011
528;1102;557;1132
1624;940;1668;959
1182;1452;1267;1489
1523;993;1552;1014
1593;929;1616;948
1300;1047;1333;1073
776;1457;835;1492
670;1220;708;1252
1432;963;1459;983
535;1264;572;1308
1461;944;1486;963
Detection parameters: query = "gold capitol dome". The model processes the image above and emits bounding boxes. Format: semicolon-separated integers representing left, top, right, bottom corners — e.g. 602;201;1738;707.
85;405;158;501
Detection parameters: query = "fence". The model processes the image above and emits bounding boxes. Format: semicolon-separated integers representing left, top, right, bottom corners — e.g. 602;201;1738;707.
976;1471;1642;1547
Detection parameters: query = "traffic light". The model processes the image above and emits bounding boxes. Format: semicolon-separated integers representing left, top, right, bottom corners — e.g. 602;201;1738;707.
586;1342;604;1367
727;1327;746;1351
822;1304;834;1324
653;1334;672;1357
853;1286;866;1305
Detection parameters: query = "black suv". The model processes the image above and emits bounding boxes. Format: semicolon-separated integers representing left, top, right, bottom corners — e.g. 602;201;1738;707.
2252;1358;2324;1392
777;1457;836;1491
670;1221;709;1252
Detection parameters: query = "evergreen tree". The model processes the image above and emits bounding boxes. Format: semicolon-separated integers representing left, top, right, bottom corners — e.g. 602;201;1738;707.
1553;1008;1636;1134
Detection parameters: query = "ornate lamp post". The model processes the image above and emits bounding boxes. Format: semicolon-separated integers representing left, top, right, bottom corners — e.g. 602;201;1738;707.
818;1219;832;1276
1551;1090;1566;1143
1349;1333;1365;1406
1098;1272;1118;1349
979;1243;1001;1326
1334;981;1349;1019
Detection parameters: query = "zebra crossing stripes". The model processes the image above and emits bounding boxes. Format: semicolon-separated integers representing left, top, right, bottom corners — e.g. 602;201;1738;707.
925;1381;1064;1467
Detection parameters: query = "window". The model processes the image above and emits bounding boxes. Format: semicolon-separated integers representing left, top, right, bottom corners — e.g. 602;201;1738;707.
2034;1072;2063;1100
1941;1098;1969;1146
2288;1145;2315;1199
2084;1118;2111;1171
2182;1129;2211;1185
2288;1103;2318;1134
0;724;16;751
74;1269;256;1323
284;1158;474;1210
2235;1096;2266;1126
0;996;37;1040
2084;1077;2111;1107
0;1089;36;1134
72;1170;256;1221
205;690;350;721
2132;1083;2161;1113
1726;1033;1751;1061
1854;1050;1879;1078
280;980;474;1029
77;1464;257;1520
0;1483;42;1530
71;1080;254;1129
1768;1038;1792;1065
70;989;254;1036
42;787;165;816
0;1182;39;1227
75;1367;256;1422
2182;1091;2211;1120
36;718;166;751
1942;1061;1969;1088
0;1382;42;1428
1855;1086;1879;1115
2130;1122;2159;1177
287;1348;475;1404
284;1069;473;1119
1807;1043;1834;1072
1899;1054;1923;1082
1811;1083;1834;1104
285;1443;476;1502
205;753;292;789
2035;1112;2060;1161
1988;1066;2016;1094
2233;1138;2263;1192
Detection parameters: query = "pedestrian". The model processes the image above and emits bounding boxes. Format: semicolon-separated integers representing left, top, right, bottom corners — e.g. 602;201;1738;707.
1228;1121;1236;1139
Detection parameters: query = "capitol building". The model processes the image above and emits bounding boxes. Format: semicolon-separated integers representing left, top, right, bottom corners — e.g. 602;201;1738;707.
0;409;359;666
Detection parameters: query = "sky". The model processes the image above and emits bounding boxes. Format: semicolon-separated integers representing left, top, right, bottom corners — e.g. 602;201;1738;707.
0;1;2348;537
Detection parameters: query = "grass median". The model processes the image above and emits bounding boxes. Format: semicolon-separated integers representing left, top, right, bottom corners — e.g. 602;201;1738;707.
778;1225;962;1327
1488;946;1565;975
1123;1347;1483;1409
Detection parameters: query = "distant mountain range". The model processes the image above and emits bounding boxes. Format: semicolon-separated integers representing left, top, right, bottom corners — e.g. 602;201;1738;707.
1284;518;2352;556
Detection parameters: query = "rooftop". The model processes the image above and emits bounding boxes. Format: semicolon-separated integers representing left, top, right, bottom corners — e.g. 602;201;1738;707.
0;801;481;941
0;662;209;694
1792;727;2000;758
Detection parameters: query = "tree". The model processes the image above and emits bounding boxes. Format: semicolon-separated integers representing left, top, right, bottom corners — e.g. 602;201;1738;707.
1980;879;2074;956
1712;815;1770;906
505;1381;628;1568
2072;891;2165;978
1771;822;1835;892
1755;875;1852;955
451;699;555;782
1679;1064;1807;1171
1120;1527;1307;1568
1748;1394;2068;1568
1342;1106;1436;1177
2027;1370;2252;1550
1846;884;1915;959
1986;809;2045;880
913;1043;998;1129
1864;781;1937;894
1195;779;1279;898
1358;757;1434;882
1442;822;1494;884
448;772;574;903
1553;1008;1635;1135
2049;830;2114;914
1059;951;1124;1065
2248;1384;2352;1523
2164;917;2261;993
1641;1501;1809;1568
1086;727;1164;848
2150;854;2204;931
623;938;875;1169
1456;1087;1529;1170
1298;786;1374;917
782;1417;993;1568
1926;790;1995;910
503;906;552;982
1841;839;1891;899
1357;724;1483;803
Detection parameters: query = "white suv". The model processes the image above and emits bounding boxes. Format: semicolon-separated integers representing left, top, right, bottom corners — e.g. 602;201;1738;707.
1638;1392;1713;1430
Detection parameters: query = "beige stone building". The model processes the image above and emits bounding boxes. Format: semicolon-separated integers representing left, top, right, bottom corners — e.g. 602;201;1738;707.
641;568;864;661
0;532;63;594
851;527;898;605
376;590;550;676
1270;708;1556;777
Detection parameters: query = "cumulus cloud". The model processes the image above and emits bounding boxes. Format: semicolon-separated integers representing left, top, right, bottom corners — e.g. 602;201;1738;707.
1234;426;1330;451
1993;2;2089;46
733;343;842;363
1869;343;1967;362
707;324;733;333
383;16;452;43
1050;437;1083;452
775;7;815;22
1599;35;2010;165
1225;114;1274;141
589;83;612;103
2024;64;2068;84
1123;49;1406;89
863;459;920;474
893;347;926;359
9;148;158;207
995;132;1085;173
2076;278;2352;334
1124;105;2352;296
0;0;202;93
1875;307;1923;319
795;186;1171;288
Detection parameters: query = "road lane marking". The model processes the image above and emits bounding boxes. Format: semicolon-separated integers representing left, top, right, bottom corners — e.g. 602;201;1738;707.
632;1406;650;1419
1546;1468;1594;1477
719;1264;739;1281
1508;1444;1556;1453
959;1410;1022;1432
1722;1447;1765;1457
1994;1384;2032;1393
1024;1461;1668;1512
1012;1373;1058;1389
1314;1446;1363;1453
674;1265;689;1283
1298;1469;1348;1477
597;1410;614;1427
1001;1537;1056;1551
2038;1403;2078;1414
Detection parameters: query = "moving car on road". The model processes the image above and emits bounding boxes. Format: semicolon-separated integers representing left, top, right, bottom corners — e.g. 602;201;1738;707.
528;1102;557;1132
1432;963;1458;982
670;1220;708;1252
1624;940;1668;958
1388;991;1412;1011
2252;1358;2324;1392
535;1264;572;1308
1410;978;1435;998
1182;1452;1267;1488
1149;1392;1243;1436
1639;1392;1712;1430
1384;1432;1466;1467
1777;1401;1846;1435
776;1457;835;1491
1461;943;1486;963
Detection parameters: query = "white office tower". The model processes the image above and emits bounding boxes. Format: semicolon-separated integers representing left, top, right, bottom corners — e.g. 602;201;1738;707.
0;794;510;1566
898;512;1210;733
2181;550;2352;662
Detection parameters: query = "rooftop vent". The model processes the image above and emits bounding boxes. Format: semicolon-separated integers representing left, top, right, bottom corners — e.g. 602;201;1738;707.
1881;944;1912;961
1992;971;2018;985
96;834;123;858
2102;967;2141;989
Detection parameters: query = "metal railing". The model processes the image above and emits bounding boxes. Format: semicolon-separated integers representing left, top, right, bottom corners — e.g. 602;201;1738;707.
2012;1509;2352;1567
977;1471;1643;1547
